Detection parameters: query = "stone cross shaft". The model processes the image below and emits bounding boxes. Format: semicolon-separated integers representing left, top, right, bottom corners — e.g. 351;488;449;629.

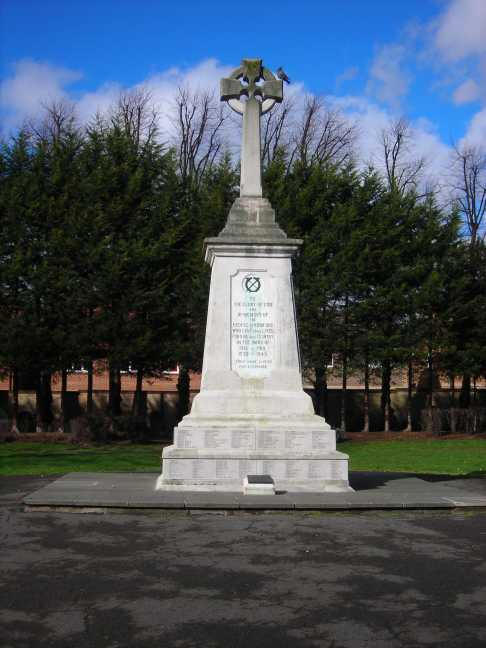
221;59;283;198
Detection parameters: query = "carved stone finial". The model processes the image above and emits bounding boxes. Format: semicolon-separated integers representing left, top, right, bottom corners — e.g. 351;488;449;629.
220;59;283;198
221;58;283;116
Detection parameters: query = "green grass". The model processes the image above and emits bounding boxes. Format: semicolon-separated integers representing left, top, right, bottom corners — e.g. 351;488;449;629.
341;439;486;476
1;439;485;477
0;442;163;476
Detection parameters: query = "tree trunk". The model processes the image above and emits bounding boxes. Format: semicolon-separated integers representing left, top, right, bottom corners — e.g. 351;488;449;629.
177;365;190;423
60;368;68;433
340;294;349;435
10;368;20;435
87;361;93;416
132;369;144;418
473;376;478;433
363;359;370;434
36;370;53;433
427;347;435;408
406;359;413;433
314;367;328;419
384;401;390;434
340;355;347;434
449;375;456;434
381;359;391;433
108;364;122;417
459;373;471;408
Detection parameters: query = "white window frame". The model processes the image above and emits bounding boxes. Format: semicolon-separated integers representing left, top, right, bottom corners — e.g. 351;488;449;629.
68;363;89;374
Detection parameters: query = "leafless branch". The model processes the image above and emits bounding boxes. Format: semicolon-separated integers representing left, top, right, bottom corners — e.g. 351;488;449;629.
450;144;486;245
25;100;78;144
380;118;425;195
288;96;356;171
111;88;159;149
261;97;293;167
170;87;228;186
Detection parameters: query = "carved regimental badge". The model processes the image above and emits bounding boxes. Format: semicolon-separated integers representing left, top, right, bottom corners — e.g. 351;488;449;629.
244;275;261;293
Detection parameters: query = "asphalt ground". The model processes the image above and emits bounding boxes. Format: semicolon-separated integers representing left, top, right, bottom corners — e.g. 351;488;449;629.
1;476;486;648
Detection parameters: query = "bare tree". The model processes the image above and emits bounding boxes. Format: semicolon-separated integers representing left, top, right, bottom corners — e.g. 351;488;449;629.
380;118;425;195
261;97;293;167
26;100;79;144
376;118;428;433
171;87;228;186
112;88;159;150
451;144;486;245
288;96;356;170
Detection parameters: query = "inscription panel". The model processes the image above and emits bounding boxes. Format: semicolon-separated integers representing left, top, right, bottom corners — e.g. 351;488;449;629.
312;431;331;451
261;460;287;479
330;461;344;479
285;431;310;451
231;430;254;449
257;430;283;450
168;459;191;479
176;429;198;449
239;459;257;476
215;460;234;479
231;270;275;377
308;461;325;479
286;460;308;480
193;460;215;480
204;430;228;449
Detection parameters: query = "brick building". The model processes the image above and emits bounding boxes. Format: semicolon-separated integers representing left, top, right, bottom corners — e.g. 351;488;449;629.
1;361;484;436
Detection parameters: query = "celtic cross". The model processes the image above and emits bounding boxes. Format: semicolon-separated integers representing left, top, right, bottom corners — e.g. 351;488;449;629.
221;59;283;198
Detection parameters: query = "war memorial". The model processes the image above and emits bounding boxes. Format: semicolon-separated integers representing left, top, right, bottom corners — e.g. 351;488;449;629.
157;59;351;493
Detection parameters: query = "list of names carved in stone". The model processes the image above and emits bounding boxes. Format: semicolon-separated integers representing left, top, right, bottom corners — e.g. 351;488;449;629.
204;430;227;449
231;430;254;449
311;431;330;450
177;430;197;449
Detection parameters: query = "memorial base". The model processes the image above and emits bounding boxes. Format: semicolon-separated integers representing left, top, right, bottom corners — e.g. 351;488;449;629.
156;416;352;493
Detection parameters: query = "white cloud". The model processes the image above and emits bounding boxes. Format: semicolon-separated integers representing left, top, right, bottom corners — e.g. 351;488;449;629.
430;1;486;151
434;0;486;62
366;44;411;109
460;106;486;150
134;58;233;137
0;56;456;194
452;78;481;104
329;94;452;195
0;59;82;131
408;119;453;190
335;66;359;88
329;94;390;164
75;82;122;124
0;57;233;138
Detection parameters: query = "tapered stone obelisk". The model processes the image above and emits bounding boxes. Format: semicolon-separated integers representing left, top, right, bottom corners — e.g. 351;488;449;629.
157;59;351;492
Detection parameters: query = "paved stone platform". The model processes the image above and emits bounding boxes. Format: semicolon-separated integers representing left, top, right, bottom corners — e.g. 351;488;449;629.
23;471;486;511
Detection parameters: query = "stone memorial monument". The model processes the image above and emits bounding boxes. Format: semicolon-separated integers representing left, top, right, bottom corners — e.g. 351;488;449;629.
157;59;351;492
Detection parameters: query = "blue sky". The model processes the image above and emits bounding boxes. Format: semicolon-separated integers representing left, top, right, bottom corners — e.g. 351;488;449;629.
0;0;485;178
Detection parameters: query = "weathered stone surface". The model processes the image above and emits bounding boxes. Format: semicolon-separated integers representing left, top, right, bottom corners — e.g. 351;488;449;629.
157;59;351;493
157;238;351;492
220;59;283;198
215;197;288;242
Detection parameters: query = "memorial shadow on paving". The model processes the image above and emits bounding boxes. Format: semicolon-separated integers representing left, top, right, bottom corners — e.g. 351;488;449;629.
349;470;486;492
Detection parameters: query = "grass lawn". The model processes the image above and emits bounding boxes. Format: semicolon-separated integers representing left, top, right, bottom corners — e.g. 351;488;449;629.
341;439;486;476
0;442;163;476
0;439;485;477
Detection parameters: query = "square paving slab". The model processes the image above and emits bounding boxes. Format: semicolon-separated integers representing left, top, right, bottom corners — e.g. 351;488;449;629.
22;471;486;512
